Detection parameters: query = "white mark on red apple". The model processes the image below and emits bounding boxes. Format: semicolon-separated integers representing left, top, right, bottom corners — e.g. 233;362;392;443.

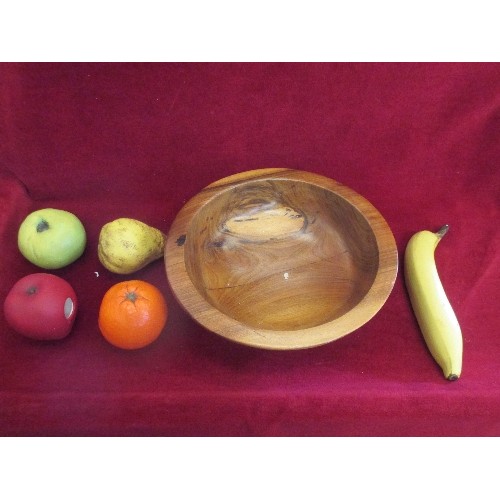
64;297;74;319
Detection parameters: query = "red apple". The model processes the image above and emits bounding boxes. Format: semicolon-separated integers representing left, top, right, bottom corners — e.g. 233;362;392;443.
3;273;78;340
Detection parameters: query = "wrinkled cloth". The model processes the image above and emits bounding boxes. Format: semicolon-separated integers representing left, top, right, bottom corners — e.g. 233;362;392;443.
1;62;499;436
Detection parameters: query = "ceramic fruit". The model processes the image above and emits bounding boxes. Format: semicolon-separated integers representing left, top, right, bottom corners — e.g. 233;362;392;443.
18;208;86;269
98;218;166;274
98;279;168;349
404;225;462;380
3;273;78;340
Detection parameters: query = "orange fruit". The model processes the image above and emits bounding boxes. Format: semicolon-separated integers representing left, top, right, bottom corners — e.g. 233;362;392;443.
98;280;168;349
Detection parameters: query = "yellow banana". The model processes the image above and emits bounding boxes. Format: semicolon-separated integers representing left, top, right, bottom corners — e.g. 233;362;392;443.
98;218;166;274
404;225;462;380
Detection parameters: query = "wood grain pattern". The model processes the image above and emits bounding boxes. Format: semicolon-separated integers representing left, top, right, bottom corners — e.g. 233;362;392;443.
165;168;398;349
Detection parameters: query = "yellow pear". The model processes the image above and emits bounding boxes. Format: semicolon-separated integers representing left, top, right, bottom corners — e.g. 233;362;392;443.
98;218;166;274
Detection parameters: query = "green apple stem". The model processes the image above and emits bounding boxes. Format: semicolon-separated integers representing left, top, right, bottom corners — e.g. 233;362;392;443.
37;219;50;232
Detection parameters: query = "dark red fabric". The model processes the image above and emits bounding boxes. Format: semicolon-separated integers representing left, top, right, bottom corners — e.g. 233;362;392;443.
1;63;499;436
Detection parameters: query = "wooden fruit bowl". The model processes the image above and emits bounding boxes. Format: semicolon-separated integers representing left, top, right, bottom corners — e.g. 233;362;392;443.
165;169;398;349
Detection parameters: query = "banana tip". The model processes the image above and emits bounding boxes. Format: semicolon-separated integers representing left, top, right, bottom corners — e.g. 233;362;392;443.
436;225;450;238
447;374;459;381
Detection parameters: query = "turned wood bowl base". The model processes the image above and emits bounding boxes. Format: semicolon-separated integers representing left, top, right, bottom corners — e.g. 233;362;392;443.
166;169;398;350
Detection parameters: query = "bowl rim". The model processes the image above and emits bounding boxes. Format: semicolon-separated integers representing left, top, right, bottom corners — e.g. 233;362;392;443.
165;168;398;350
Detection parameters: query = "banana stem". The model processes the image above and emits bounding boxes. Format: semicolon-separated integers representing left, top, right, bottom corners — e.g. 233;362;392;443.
436;225;449;239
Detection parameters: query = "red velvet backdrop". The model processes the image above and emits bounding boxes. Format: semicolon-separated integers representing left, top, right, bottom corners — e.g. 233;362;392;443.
1;63;499;436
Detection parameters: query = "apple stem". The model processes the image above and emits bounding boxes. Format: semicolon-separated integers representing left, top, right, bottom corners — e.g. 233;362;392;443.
37;219;50;232
26;286;37;295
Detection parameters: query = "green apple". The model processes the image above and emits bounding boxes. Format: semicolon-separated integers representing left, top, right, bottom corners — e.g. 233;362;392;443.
18;208;87;269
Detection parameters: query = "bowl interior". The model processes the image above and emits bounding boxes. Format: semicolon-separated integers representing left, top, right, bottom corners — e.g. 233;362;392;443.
182;178;379;331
